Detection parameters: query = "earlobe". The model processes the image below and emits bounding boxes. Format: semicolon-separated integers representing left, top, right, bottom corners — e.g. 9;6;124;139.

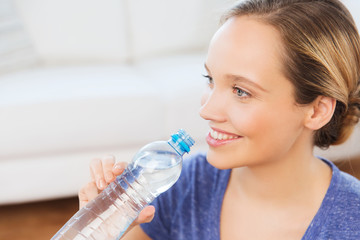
304;96;336;130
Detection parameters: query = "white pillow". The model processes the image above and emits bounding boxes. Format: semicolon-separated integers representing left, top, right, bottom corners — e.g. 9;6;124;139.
0;0;38;74
14;0;129;64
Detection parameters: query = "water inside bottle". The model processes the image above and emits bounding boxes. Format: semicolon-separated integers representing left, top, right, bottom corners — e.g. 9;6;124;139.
131;150;182;196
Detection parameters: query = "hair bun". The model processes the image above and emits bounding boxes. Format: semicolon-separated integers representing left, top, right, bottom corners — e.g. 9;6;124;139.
345;96;360;125
331;95;360;147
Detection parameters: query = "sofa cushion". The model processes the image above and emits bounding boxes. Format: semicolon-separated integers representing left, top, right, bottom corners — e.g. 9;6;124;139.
0;0;38;73
14;0;129;63
0;65;167;158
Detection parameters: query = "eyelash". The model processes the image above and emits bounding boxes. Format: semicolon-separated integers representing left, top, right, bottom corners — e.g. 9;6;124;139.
202;74;213;85
232;85;251;98
202;74;251;98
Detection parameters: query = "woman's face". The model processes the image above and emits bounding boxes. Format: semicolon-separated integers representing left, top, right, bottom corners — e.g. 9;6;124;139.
200;16;310;169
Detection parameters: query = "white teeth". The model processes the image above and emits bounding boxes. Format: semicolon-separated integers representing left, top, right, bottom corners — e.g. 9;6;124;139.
213;130;218;139
210;129;239;140
218;133;223;140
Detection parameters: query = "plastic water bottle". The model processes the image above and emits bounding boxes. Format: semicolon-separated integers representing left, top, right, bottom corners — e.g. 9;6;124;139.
52;129;195;240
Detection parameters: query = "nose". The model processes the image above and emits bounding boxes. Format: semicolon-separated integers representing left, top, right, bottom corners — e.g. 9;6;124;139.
199;89;227;122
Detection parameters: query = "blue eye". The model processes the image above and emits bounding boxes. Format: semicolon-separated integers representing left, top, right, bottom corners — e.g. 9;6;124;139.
232;86;250;98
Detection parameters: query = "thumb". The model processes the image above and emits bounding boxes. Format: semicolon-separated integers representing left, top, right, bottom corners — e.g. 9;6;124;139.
135;205;156;224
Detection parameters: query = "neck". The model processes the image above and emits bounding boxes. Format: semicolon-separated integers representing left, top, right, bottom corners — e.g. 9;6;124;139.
229;139;332;205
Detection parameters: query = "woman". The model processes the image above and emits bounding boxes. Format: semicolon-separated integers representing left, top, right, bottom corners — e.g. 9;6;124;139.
80;0;360;239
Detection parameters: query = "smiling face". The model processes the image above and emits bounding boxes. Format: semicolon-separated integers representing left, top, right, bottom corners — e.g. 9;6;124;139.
200;16;312;169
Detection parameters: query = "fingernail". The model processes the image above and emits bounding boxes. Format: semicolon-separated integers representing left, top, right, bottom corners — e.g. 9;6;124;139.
106;172;114;182
113;164;124;171
98;179;106;189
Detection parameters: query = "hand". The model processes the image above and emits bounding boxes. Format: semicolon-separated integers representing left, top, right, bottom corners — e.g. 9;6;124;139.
78;155;125;208
78;155;155;228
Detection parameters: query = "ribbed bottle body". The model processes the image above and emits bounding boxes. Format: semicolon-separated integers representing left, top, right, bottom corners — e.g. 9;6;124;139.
52;167;155;240
52;148;182;240
51;129;194;239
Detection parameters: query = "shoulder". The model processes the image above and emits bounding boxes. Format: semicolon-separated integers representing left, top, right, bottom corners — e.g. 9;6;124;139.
332;162;360;208
321;158;360;202
307;159;360;239
338;170;360;195
320;160;360;236
333;170;360;216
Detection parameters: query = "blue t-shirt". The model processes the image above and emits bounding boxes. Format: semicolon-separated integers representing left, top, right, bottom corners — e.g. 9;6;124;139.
141;153;360;239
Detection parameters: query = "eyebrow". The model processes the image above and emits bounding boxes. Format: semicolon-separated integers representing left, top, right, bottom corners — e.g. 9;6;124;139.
226;74;268;93
204;63;268;93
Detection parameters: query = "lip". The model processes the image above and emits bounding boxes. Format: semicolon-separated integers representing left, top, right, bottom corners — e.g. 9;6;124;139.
206;127;243;147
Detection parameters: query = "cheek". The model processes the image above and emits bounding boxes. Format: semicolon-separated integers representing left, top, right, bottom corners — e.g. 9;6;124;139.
230;104;303;140
229;104;270;135
257;113;304;160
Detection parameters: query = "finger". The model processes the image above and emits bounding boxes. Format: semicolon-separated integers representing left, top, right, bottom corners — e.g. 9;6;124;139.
134;205;155;224
78;181;99;209
90;158;106;190
102;155;116;183
112;162;127;176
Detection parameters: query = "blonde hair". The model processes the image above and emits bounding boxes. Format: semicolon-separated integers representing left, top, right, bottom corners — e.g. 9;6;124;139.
223;0;360;148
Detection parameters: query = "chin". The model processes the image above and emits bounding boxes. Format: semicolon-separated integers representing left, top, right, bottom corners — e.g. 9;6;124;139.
206;150;239;170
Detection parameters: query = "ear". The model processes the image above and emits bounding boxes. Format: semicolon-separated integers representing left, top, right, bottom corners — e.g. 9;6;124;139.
304;96;336;130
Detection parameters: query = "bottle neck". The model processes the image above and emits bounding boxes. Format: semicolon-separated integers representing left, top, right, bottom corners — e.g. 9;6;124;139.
167;139;186;156
167;129;195;156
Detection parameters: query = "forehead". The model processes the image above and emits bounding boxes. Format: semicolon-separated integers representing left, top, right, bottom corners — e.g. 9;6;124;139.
206;16;285;81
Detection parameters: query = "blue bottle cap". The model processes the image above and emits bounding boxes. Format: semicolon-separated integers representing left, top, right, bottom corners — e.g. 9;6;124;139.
170;129;195;154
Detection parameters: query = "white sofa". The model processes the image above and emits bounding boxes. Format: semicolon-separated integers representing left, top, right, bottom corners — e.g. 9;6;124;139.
0;0;359;205
0;0;233;205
